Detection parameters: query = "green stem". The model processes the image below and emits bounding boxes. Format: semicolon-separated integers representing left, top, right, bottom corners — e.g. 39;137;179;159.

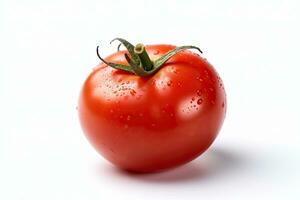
96;38;202;77
134;44;153;71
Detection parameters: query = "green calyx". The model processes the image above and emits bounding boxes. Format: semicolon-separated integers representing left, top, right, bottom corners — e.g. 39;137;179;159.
96;38;202;76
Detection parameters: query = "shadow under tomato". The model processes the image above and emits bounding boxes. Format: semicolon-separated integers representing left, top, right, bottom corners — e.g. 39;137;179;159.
101;147;246;183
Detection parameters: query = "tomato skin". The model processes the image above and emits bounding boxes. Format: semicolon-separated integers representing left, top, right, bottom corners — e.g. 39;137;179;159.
78;45;226;172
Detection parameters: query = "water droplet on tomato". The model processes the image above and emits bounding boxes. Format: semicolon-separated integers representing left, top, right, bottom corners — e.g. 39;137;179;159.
196;90;202;96
222;102;225;108
127;115;131;121
167;80;172;86
153;50;159;55
192;97;195;101
196;76;203;82
197;98;203;105
209;87;214;92
130;89;136;96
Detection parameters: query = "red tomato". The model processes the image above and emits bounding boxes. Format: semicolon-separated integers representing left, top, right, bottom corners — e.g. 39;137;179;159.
78;40;226;172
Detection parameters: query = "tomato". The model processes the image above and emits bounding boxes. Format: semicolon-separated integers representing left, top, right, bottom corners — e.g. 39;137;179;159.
78;38;226;172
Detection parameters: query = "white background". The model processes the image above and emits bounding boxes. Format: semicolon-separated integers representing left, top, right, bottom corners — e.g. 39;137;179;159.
1;0;300;199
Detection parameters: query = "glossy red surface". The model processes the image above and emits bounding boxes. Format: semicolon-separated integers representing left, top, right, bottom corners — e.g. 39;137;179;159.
78;45;226;172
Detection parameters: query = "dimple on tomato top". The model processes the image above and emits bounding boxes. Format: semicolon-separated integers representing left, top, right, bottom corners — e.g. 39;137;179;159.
78;38;226;172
